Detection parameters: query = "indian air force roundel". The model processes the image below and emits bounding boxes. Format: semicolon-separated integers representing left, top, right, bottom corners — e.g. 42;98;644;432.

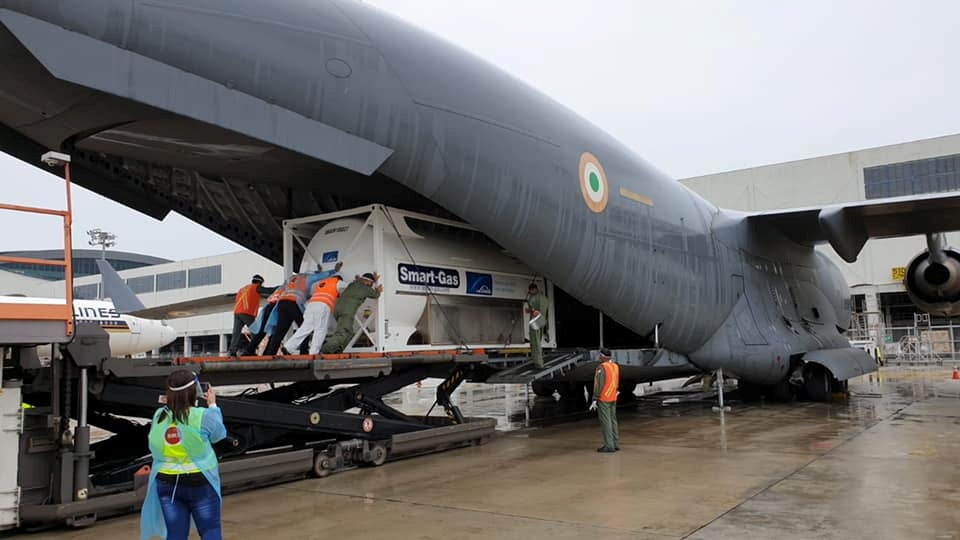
579;152;609;213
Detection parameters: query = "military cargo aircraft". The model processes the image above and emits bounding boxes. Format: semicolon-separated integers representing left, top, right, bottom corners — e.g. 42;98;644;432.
0;1;958;401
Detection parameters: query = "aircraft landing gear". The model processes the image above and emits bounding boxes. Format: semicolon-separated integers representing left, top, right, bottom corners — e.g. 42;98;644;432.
830;377;849;393
734;378;793;402
768;378;795;402
738;363;847;404
803;365;832;402
736;380;764;402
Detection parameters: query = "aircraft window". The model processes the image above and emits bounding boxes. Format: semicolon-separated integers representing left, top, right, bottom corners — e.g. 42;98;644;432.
188;265;222;288
156;270;187;291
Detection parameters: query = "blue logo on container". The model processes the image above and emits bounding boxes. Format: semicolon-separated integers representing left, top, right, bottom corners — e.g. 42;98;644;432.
466;272;493;296
322;251;339;263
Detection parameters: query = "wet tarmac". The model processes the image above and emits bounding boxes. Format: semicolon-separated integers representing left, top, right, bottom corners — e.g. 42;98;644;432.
25;367;960;539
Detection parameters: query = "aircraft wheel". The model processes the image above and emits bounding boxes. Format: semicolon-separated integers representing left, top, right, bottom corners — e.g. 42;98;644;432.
805;366;831;402
531;381;557;398
768;379;794;402
830;377;848;393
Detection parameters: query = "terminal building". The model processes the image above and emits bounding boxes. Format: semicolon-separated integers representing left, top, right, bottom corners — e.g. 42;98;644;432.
0;249;168;282
681;133;960;357
0;250;281;356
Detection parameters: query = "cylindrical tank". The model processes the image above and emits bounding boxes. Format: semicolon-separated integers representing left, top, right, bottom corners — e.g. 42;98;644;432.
297;210;555;351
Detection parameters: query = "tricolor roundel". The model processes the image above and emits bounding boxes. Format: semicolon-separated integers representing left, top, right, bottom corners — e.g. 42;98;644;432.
579;152;609;213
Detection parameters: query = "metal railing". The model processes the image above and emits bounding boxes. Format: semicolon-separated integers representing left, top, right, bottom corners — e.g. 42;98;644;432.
880;322;959;365
0;153;75;341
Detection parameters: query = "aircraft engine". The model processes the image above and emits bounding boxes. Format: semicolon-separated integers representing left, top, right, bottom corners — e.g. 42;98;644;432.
904;233;960;317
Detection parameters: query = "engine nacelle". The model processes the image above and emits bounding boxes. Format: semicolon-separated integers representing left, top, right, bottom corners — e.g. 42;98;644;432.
904;244;960;317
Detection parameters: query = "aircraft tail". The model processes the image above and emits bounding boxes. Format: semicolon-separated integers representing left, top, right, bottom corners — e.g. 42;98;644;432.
95;259;146;313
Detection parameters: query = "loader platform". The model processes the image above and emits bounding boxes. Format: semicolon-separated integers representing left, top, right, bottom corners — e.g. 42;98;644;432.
12;330;496;529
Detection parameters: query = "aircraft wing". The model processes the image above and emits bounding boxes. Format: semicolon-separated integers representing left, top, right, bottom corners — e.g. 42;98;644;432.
131;286;278;320
747;191;960;262
131;295;236;320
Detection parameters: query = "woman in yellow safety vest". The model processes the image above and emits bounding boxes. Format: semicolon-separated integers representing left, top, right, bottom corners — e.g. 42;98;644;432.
140;370;227;540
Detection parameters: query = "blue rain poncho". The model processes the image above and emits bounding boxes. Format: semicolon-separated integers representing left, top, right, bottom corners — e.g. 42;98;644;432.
140;405;226;540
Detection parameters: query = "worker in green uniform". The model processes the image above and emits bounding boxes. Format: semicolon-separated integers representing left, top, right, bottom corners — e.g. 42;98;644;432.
321;272;383;353
525;282;548;368
589;348;620;453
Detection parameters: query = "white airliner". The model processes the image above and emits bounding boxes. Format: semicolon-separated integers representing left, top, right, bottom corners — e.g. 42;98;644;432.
2;296;177;356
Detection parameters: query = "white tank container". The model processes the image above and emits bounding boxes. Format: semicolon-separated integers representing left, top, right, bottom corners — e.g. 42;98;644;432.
289;206;556;352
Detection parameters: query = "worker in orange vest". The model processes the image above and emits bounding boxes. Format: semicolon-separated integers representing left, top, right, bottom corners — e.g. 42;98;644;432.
263;263;341;356
284;275;348;355
228;274;267;356
242;285;285;355
589;348;620;453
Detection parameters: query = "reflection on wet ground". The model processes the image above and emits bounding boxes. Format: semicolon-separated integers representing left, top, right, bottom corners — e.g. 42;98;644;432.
35;367;960;539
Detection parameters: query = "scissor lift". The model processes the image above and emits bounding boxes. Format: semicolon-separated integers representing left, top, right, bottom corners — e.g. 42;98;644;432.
13;333;495;527
0;156;494;529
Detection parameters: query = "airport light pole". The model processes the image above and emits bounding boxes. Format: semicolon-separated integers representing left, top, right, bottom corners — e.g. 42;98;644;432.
86;228;116;260
87;228;116;299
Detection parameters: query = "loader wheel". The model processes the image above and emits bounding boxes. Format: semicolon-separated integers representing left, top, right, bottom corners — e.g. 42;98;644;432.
313;453;334;477
368;443;387;466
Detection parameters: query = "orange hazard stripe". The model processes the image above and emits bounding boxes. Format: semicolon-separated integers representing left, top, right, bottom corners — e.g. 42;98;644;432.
0;303;72;321
0;202;68;217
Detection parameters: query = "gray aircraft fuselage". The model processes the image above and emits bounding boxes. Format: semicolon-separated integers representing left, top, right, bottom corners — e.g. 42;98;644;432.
0;0;861;385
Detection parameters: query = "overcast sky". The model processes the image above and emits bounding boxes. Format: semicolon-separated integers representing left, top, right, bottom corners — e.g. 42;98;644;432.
3;0;959;260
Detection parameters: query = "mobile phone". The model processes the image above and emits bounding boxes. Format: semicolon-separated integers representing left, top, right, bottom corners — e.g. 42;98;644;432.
199;382;211;393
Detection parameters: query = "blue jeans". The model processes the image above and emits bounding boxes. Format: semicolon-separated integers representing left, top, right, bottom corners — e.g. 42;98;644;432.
157;478;222;540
